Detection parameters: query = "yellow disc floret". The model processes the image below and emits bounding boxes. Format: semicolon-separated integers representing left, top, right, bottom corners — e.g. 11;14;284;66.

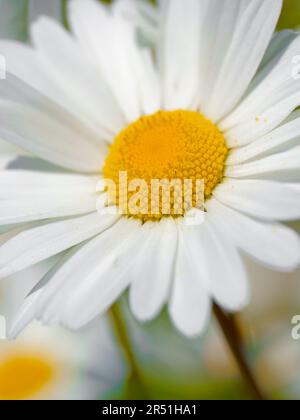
103;110;228;221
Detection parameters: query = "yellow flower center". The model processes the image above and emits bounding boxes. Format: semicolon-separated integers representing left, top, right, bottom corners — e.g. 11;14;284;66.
0;352;56;400
103;110;228;221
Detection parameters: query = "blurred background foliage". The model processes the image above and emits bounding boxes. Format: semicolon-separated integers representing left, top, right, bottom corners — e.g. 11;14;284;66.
0;0;300;401
278;0;300;30
1;0;300;41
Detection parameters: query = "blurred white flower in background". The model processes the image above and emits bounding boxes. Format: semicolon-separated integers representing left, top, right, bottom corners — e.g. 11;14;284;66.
0;254;126;400
0;320;124;400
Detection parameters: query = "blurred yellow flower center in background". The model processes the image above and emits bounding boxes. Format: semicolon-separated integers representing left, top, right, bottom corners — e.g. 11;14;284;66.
0;352;56;400
103;110;228;221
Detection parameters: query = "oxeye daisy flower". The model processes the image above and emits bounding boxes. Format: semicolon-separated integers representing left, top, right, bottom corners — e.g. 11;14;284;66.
0;0;300;340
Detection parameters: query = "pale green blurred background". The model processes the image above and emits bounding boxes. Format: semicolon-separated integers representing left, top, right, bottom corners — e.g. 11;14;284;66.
0;0;300;401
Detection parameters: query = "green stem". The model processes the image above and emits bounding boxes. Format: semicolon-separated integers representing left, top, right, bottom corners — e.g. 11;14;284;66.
110;303;146;391
213;303;267;401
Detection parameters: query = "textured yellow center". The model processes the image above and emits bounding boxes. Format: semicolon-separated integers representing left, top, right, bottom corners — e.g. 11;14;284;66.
0;352;56;400
103;110;228;221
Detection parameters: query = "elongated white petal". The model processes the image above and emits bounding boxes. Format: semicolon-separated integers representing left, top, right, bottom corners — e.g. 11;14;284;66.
0;193;97;225
221;32;300;146
213;179;300;221
69;0;156;122
227;114;300;165
7;291;41;339
0;71;109;144
207;198;300;271
0;212;119;278
30;17;125;137
0;38;123;139
169;224;211;337
258;30;298;71
114;0;159;46
225;91;300;148
0;97;105;172
129;218;177;322
0;72;109;169
202;0;282;121
0;41;61;100
62;222;154;329
0;171;97;198
225;146;300;179
222;30;299;129
185;220;250;311
159;0;202;110
157;0;281;117
36;219;142;326
112;1;160;114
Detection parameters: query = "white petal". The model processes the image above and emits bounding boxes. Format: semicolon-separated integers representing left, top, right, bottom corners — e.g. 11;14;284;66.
61;221;155;329
0;40;61;99
197;219;249;312
0;91;106;172
114;0;159;46
258;30;298;71
112;1;160;114
221;32;300;146
69;0;154;122
225;146;300;179
168;224;211;337
227;114;300;165
7;291;41;339
0;212;119;278
206;198;300;272
159;0;202;110
0;38;123;139
213;179;300;221
202;0;282;121
0;192;97;225
0;40;71;121
129;218;177;322
27;243;86;301
30;17;125;137
0;171;97;198
36;219;141;327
